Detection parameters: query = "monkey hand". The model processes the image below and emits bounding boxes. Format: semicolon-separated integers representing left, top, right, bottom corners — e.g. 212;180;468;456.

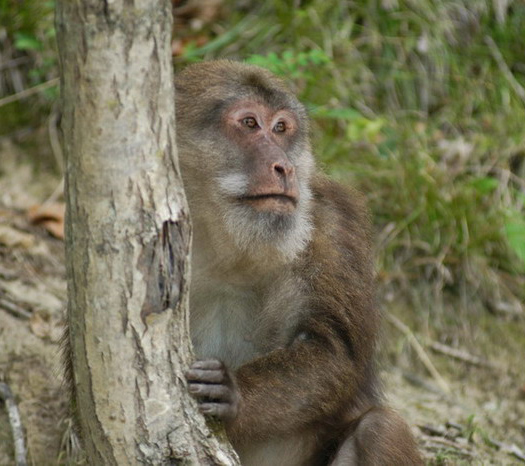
185;359;240;422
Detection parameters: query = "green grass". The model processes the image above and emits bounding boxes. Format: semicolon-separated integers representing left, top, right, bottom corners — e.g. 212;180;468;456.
174;0;525;320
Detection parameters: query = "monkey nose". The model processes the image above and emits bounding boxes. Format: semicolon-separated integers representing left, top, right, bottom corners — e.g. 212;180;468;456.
272;162;294;178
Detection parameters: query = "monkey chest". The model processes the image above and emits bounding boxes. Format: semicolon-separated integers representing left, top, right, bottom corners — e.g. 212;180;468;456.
189;287;265;370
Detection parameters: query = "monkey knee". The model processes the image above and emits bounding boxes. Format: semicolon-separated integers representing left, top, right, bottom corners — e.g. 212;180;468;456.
350;407;422;466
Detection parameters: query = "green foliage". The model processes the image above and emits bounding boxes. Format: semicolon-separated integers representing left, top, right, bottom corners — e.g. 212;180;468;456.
0;0;55;52
504;216;525;271
185;0;525;314
178;15;260;62
0;0;56;83
14;31;43;51
309;107;362;121
246;49;330;81
0;0;56;134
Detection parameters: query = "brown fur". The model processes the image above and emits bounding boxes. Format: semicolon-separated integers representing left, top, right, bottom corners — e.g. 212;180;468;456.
176;60;422;465
61;59;422;464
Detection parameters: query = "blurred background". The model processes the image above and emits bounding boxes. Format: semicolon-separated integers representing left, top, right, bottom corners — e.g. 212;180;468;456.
0;0;524;463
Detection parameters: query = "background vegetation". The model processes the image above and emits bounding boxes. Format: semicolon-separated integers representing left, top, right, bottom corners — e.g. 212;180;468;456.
1;0;524;463
181;1;525;327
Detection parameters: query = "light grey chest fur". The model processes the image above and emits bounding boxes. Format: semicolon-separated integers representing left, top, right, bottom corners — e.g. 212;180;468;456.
189;280;262;370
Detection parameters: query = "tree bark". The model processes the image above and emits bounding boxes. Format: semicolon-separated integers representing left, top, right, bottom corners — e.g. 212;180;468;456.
55;1;239;464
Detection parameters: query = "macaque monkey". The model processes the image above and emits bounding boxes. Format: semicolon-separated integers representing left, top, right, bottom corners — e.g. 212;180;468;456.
176;60;422;465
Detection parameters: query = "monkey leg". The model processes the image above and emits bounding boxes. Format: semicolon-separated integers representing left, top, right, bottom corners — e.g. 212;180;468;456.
330;407;423;466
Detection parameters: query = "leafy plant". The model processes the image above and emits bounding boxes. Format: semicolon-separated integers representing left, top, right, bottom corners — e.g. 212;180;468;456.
14;31;43;51
246;49;330;81
504;215;525;271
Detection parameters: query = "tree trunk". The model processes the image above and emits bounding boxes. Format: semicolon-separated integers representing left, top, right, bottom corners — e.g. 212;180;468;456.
55;1;239;464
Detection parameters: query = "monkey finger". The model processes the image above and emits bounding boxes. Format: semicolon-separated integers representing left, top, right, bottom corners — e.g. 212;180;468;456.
191;360;224;370
198;402;236;420
188;383;231;401
185;369;225;383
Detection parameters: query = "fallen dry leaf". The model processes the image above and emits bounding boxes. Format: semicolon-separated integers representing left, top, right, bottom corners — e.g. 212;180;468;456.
27;202;65;240
39;219;64;239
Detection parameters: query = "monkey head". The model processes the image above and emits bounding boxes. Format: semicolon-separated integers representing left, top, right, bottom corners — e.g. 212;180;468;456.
175;60;314;260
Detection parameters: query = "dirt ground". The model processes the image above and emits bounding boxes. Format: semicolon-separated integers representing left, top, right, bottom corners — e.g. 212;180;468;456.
1;138;524;465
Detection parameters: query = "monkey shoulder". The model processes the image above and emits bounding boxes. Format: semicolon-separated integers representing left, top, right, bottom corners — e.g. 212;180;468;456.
304;175;374;282
296;175;378;345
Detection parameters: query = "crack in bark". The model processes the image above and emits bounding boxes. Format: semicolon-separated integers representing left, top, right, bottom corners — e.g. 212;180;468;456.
139;219;189;324
131;325;151;461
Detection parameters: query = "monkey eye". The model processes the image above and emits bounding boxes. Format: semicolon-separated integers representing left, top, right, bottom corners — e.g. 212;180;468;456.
273;121;286;133
242;117;258;128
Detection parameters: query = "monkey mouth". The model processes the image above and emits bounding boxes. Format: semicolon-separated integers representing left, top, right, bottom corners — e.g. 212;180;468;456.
239;194;298;212
242;193;297;204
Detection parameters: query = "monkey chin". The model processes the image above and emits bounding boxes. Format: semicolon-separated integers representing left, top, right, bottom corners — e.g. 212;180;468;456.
219;192;312;262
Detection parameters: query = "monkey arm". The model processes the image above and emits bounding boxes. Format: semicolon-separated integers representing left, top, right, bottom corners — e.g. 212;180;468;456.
228;309;379;444
186;305;379;445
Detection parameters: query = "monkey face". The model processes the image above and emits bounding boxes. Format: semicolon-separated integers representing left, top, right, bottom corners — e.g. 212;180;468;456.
220;100;302;215
209;98;314;257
